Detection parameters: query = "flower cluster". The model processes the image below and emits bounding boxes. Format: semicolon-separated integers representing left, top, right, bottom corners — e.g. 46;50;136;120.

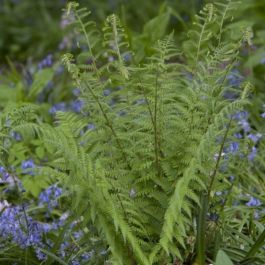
38;54;53;70
0;182;93;263
38;184;62;210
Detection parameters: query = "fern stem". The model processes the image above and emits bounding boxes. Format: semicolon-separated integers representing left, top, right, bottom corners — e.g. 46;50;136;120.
195;21;206;68
75;10;130;166
111;16;123;65
138;77;155;127
85;81;129;166
76;13;99;79
207;117;232;198
218;0;231;46
154;68;161;177
195;193;208;265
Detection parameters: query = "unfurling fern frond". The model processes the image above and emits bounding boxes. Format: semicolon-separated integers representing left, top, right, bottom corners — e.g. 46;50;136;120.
103;14;130;79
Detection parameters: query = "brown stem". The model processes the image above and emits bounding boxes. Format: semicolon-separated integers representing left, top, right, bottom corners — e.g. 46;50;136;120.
207;117;232;199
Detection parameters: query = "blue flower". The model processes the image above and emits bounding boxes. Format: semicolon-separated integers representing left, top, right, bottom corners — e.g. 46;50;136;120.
234;133;242;139
72;88;81;96
0;166;6;175
71;100;84;113
123;52;132;62
38;54;53;70
238;119;251;133
21;160;35;175
248;146;257;161
49;102;67;114
39;185;62;209
227;69;243;87
261;113;265;118
21;160;35;170
73;230;83;240
35;248;47;261
233;111;248;120
228;142;239;153
246;196;261;207
10;131;22;141
228;175;235;182
81;251;92;261
87;123;95;130
248;133;262;143
103;89;111;96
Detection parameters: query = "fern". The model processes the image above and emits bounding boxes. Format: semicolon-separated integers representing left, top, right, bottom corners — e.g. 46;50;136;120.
3;1;264;264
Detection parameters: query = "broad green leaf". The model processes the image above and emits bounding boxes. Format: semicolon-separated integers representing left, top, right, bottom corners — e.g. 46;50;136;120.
215;250;234;265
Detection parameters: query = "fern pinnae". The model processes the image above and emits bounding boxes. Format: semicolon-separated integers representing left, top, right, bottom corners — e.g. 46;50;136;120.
216;0;232;46
84;80;129;166
193;3;215;69
67;2;99;77
104;14;129;80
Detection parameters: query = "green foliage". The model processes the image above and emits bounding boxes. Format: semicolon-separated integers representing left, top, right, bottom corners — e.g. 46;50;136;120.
0;0;264;264
215;249;233;265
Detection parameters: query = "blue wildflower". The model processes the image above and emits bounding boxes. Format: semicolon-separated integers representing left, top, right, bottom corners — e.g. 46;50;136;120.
248;146;257;161
103;89;111;96
21;159;35;175
233;111;248;120
123;52;132;62
72;88;81;96
38;54;53;70
49;102;67;114
87;123;95;130
35;248;47;261
227;69;243;87
71;100;84;113
0;166;6;175
228;175;235;182
21;160;35;169
39;185;62;209
73;230;83;240
228;142;239;153
10;131;22;141
238;119;251;133
248;133;262;143
234;133;242;139
81;251;92;261
59;241;70;258
246;196;261;207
